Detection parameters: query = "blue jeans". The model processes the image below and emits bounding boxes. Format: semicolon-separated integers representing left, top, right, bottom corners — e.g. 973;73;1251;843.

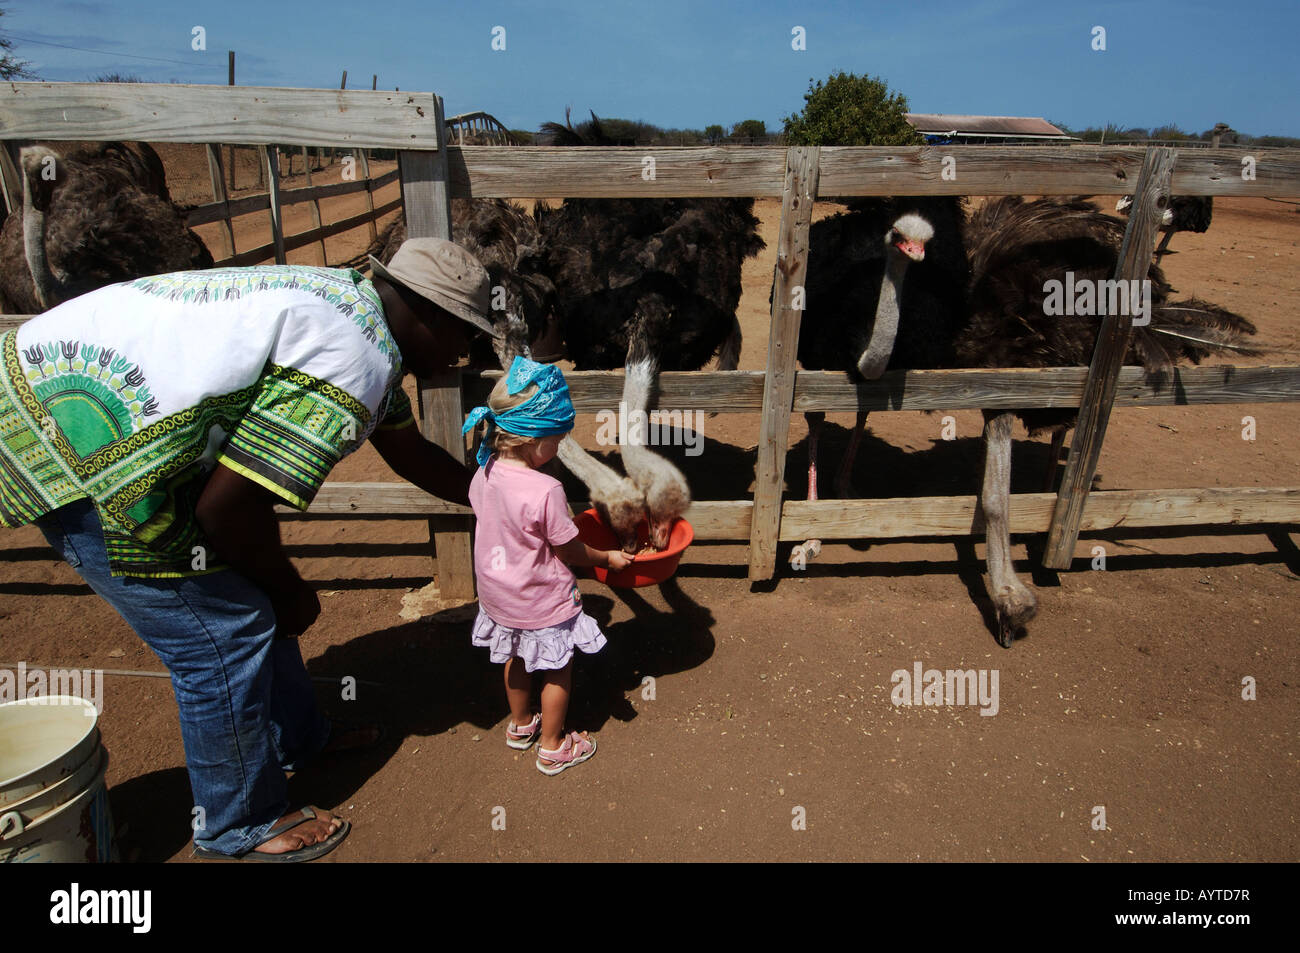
36;499;331;856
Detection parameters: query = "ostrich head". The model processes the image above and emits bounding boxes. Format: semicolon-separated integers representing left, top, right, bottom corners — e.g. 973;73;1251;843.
856;212;934;379
886;212;933;262
624;446;691;550
597;494;648;553
1115;195;1174;226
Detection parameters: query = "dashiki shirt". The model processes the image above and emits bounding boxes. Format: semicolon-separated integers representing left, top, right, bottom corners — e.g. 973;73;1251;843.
0;266;414;577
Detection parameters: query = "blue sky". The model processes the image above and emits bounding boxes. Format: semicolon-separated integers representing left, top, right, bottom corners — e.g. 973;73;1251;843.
7;0;1299;137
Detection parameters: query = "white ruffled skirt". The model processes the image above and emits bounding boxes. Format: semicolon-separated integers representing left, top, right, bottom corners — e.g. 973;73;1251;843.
471;607;607;672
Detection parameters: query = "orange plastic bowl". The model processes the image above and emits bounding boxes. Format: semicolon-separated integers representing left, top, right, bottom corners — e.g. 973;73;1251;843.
572;508;694;588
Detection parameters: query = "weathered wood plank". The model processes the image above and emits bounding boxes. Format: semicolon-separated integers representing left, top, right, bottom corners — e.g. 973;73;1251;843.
0;83;444;149
357;150;379;244
0;140;21;217
780;487;1300;540
283;484;755;537
261;146;287;265
398;95;475;600
464;365;1300;414
1045;147;1177;569
817;145;1300;198
446;145;1300;199
203;144;236;260
449;146;789;197
206;198;402;267
300;147;329;265
184;168;399;228
749;147;819;580
280;482;1299;541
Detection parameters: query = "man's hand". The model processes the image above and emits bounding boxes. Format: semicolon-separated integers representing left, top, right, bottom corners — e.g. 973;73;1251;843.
270;579;321;637
369;422;472;506
196;464;317;636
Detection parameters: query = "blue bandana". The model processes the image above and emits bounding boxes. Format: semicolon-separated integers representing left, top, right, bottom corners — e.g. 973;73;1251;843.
462;356;576;466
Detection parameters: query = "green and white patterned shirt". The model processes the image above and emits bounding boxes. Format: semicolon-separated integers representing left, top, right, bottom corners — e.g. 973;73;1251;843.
0;265;414;577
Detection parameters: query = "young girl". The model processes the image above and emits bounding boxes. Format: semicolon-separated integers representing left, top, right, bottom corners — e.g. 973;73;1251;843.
462;356;633;774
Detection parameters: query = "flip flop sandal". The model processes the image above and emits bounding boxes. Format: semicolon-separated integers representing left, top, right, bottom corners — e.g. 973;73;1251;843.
192;807;350;862
506;713;542;750
536;731;597;776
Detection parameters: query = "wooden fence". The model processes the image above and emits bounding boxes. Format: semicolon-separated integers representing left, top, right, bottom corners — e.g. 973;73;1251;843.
3;82;1299;602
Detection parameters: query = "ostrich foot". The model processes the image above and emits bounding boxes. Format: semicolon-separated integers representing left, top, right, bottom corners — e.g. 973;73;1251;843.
992;584;1038;648
790;539;822;570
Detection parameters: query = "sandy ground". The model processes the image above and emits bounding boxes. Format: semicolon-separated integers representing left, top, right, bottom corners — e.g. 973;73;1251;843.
1;156;1297;861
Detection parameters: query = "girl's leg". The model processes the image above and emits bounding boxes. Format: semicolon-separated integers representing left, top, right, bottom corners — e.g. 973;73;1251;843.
504;657;533;727
538;661;573;751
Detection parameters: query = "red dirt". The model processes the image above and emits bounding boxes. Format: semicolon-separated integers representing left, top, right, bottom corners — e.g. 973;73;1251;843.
1;168;1296;861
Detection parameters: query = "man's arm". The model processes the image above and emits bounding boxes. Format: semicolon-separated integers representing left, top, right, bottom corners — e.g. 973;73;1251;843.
369;422;473;507
195;464;320;636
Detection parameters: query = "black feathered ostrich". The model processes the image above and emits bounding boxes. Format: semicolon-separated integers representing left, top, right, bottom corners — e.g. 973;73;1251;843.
1115;194;1213;259
369;198;650;550
0;142;212;314
368;198;560;369
535;110;766;549
794;195;1256;646
791;196;968;565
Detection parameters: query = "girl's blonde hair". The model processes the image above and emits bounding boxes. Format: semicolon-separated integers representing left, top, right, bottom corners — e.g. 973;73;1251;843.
486;377;541;455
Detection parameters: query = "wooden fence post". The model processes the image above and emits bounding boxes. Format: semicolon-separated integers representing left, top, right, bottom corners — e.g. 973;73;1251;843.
261;145;287;264
299;146;329;265
748;146;820;581
204;144;237;261
397;93;476;600
0;141;22;217
1043;146;1177;568
357;149;378;244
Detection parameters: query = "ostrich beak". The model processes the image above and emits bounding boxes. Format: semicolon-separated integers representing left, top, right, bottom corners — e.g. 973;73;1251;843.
895;238;926;261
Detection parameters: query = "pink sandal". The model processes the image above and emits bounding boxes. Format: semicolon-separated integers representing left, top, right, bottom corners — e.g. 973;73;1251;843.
506;713;541;750
536;731;597;776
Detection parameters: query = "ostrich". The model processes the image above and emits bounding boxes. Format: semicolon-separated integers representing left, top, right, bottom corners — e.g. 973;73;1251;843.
794;196;1256;646
535;110;765;547
1115;194;1213;259
0;142;212;314
790;196;968;566
371;199;650;550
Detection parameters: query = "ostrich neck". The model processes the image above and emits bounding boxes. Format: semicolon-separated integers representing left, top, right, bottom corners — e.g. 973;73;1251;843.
856;251;908;380
556;435;628;496
21;203;54;312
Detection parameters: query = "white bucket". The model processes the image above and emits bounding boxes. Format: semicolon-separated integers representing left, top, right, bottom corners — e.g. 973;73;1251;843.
0;696;115;863
0;696;100;806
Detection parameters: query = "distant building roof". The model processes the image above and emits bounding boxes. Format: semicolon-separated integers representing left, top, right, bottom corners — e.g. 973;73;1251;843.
906;114;1074;141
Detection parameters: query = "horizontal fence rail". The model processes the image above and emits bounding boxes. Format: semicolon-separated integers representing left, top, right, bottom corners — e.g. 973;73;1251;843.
444;145;1300;198
183;168;400;227
0;83;443;149
279;485;1299;543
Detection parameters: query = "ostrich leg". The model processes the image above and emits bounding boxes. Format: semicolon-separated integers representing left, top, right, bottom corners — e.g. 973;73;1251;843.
1153;228;1176;259
981;410;1037;646
790;412;825;569
833;411;869;499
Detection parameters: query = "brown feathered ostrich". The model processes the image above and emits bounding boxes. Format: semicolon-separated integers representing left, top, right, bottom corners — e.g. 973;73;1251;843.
0;142;212;314
795;196;1256;646
535;110;765;548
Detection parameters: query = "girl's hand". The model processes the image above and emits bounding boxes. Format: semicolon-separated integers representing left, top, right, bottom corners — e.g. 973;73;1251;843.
606;550;634;571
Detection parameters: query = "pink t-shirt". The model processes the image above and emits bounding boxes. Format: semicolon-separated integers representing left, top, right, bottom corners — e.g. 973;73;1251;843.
468;457;582;629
